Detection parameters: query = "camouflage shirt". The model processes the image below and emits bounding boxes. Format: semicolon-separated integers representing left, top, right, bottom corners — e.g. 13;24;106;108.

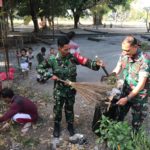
36;52;100;93
118;49;150;96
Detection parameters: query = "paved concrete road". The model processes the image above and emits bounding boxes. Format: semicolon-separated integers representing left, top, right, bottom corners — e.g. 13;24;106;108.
76;36;122;82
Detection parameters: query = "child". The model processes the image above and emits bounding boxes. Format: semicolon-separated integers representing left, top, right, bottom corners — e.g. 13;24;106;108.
0;88;38;134
67;31;80;54
27;47;34;70
49;47;56;56
19;49;29;72
36;47;46;65
47;47;56;60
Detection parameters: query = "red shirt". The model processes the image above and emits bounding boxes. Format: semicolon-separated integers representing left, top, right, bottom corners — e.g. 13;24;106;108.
0;95;38;123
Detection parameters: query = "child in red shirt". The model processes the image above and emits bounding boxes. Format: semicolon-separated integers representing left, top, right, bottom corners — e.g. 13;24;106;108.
0;88;38;134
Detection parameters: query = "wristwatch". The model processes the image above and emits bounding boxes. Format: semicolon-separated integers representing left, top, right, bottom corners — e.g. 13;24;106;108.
126;95;132;102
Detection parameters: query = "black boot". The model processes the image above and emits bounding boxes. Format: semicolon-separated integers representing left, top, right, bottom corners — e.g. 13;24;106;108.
67;123;75;136
53;122;60;138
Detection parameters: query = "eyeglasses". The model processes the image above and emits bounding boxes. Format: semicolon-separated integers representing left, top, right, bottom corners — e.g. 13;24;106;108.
122;49;130;52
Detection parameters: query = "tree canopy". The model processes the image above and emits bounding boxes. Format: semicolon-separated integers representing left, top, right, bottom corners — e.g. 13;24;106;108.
1;0;135;31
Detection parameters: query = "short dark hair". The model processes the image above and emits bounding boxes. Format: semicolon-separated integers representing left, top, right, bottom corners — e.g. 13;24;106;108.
41;47;46;53
1;88;14;98
29;47;33;51
50;47;54;50
123;35;138;46
20;48;27;53
67;31;76;40
57;36;70;47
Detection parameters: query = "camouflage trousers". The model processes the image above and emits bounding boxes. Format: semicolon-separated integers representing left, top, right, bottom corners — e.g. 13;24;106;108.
117;95;148;131
53;88;75;124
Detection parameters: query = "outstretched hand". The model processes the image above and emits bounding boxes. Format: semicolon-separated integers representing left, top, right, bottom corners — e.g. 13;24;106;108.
0;122;10;132
96;60;105;67
50;76;72;86
50;75;59;80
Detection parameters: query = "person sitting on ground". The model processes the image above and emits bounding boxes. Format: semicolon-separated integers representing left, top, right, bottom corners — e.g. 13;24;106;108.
0;88;38;134
67;31;80;54
36;47;46;65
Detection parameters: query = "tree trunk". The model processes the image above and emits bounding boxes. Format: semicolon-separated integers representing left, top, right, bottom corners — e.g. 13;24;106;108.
93;14;103;26
32;16;39;32
93;14;96;25
146;10;150;32
8;0;14;31
73;12;80;29
99;15;103;25
29;0;39;32
9;11;14;31
47;17;52;29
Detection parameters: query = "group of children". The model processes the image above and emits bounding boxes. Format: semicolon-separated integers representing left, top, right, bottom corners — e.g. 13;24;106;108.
16;47;34;72
17;47;56;73
17;31;79;73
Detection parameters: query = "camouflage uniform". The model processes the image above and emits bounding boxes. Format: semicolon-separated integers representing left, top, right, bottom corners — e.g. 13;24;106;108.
117;49;150;130
37;52;100;124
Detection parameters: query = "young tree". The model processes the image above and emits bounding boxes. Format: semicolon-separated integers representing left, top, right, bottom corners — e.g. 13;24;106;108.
39;0;66;29
29;0;39;32
144;7;150;32
66;0;99;28
91;0;133;26
111;6;130;27
91;4;109;25
3;0;17;32
16;0;66;32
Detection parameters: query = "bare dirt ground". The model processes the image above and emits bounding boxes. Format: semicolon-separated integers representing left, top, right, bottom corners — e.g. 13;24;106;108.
0;71;99;150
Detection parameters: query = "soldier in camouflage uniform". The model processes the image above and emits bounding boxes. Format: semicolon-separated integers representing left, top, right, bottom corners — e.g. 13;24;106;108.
112;35;150;131
36;36;103;137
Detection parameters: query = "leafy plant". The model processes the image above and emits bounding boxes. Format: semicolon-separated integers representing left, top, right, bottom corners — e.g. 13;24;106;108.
95;115;150;150
131;129;150;150
24;15;32;25
141;42;150;51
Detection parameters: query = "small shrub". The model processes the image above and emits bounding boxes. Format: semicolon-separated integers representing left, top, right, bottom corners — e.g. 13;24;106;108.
96;115;150;150
141;42;150;51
